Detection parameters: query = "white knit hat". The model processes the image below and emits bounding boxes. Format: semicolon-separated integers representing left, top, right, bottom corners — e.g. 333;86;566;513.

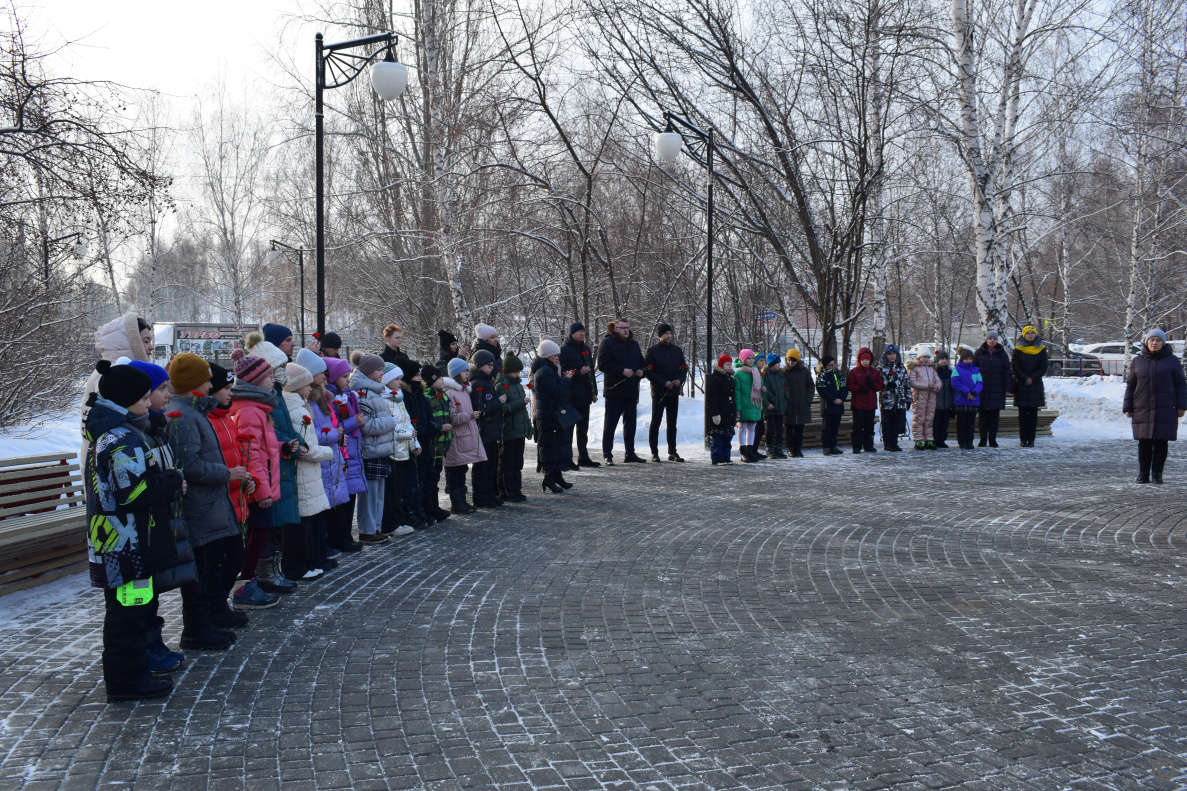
294;347;327;377
475;323;497;341
244;332;289;371
382;365;404;386
537;339;561;358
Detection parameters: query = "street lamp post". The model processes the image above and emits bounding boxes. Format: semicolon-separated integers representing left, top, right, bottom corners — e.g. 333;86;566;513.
42;231;87;281
314;31;408;336
653;112;715;446
269;241;308;347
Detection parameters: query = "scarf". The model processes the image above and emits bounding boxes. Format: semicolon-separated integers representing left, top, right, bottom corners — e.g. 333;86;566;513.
1014;343;1045;355
231;381;278;408
738;364;763;408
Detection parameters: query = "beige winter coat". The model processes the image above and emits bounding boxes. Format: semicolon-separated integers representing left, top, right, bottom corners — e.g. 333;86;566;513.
284;391;332;517
81;312;151;458
385;389;420;462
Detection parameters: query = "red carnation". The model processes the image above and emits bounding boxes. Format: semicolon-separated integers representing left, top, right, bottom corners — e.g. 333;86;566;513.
582;351;589;356
166;411;181;419
503;385;509;390
525;383;533;389
476;387;483;392
321;427;330;435
302;415;312;426
313;332;321;339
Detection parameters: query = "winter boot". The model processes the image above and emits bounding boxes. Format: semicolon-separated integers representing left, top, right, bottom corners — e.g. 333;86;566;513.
774;445;789;459
1153;457;1166;484
915;440;926;450
256;554;297;595
830;446;843;456
577;455;602;467
449;488;476;515
925;441;936;450
179;605;235;652
555;472;574;490
754;446;768;459
107;675;173;703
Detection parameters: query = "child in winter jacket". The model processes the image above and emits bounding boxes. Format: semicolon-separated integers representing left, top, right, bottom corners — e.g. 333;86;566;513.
706;354;737;464
815;356;848;456
308;379;350;563
933;350;955;448
350;352;397;544
847;347;883;453
325;356;365;552
951;348;984;449
762;354;788;458
383;365;423;535
496;354;531;501
469;349;505;507
734;350;765;462
85;360;184;702
908;348;942;450
443;356;485;514
283;363;333;581
421;365;454;520
401;360;442;526
879;344;911;451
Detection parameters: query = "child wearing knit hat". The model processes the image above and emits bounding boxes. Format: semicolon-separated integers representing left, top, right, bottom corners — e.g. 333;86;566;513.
706;354;736;464
349;350;399;543
281;363;332;581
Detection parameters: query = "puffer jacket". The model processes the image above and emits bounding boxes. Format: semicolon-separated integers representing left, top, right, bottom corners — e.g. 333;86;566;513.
879;357;912;410
935;364;955;411
470;369;503;444
847;362;884;411
908;360;941;401
83;396;184;590
1011;343;1048;409
208;404;252;526
496;372;532;440
733;364;764;422
815;367;849;415
973;342;1012;410
228;382;282;505
141;411;197;592
283;391;332;517
166;393;238;548
328;383;367;495
385;387;420;462
81;312;151;459
783;361;815;425
269;379;302;527
705;364;736;429
443;377;487;466
952;361;983;409
404;381;439;457
763;368;789;415
427;386;453;460
1124;344;1187;441
309;393;349;507
352;371;397;459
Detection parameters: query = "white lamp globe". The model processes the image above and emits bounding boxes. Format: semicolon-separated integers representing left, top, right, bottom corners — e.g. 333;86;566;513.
267;249;283;265
654;132;684;162
371;59;408;101
72;242;88;258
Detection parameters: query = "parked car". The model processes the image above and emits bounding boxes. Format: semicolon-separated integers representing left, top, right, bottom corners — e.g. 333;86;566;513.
1075;341;1142;375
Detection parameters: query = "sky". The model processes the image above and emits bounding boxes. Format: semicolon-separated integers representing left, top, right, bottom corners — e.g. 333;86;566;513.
30;0;301;103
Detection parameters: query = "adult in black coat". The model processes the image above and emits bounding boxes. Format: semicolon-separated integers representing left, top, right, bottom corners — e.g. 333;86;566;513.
468;350;504;507
596;319;647;463
1124;329;1187;483
1011;326;1049;447
402;360;440;524
531;340;577;492
379;323;411;368
972;331;1011;447
644;323;689;462
705;355;737;464
558;323;599;467
435;329;468;371
471;324;503;375
781;350;815;458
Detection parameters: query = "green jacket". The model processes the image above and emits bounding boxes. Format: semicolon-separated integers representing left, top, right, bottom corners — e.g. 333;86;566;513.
496;373;532;440
426;387;453;461
762;368;789;415
734;363;764;422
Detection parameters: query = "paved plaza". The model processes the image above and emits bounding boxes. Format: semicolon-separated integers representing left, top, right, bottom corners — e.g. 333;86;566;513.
1;438;1184;790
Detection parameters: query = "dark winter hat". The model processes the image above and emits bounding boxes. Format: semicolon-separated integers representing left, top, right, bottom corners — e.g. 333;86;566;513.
320;332;343;350
821;354;836;368
350;351;385;377
169;352;213;394
569;322;585;336
126;360;169;392
209;363;234;391
438;329;457;347
883;344;899;355
402;359;422;381
96;360;152;408
262;322;293;347
985;330;1000;340
656;322;673;338
503;354;524;373
934;349;950;361
421;365;443;387
472;349;496;368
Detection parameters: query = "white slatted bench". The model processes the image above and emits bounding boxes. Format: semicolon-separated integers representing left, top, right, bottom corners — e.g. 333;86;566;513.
0;452;88;595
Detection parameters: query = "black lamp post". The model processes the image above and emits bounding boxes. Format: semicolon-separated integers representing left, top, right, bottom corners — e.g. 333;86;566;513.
42;231;87;281
653;112;716;445
269;240;308;347
315;31;408;336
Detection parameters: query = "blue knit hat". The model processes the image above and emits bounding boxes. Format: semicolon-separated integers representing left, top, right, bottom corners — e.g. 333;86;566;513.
126;360;169;391
262;323;293;347
294;347;327;377
765;353;780;366
884;343;899;354
447;357;469;378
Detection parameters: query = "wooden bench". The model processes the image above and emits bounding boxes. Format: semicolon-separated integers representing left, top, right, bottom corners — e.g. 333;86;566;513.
0;452;88;596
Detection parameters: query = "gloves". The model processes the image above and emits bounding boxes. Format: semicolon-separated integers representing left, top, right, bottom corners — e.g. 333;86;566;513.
712;415;721;426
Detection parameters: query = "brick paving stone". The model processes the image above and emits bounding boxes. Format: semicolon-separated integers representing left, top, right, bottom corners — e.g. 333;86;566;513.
1;439;1186;789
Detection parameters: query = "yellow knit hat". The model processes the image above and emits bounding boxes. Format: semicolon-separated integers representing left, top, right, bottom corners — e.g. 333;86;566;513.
786;348;801;361
168;352;212;394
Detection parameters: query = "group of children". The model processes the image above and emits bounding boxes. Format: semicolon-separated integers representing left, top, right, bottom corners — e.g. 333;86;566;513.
704;328;1045;463
84;320;539;702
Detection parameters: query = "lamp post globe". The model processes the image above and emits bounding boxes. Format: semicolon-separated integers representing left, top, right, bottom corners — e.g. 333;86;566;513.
371;56;408;101
654;131;684;162
72;242;88;259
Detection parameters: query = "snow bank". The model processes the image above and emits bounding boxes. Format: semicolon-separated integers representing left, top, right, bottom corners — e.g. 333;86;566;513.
0;411;81;459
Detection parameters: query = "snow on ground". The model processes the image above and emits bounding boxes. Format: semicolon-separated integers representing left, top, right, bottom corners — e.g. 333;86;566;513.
1046;375;1137;440
0;411;81;459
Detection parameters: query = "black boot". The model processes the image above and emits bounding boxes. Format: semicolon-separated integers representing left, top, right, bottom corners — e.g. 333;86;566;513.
554;472;574;489
256;554;297;595
179;605;235;651
449;488;476;515
541;473;564;493
107;675;173;703
577;456;601;468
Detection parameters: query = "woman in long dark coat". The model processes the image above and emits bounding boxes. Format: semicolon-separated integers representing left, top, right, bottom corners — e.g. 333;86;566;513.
531;340;576;493
781;350;815;458
973;330;1011;447
1123;329;1187;484
1011;325;1049;448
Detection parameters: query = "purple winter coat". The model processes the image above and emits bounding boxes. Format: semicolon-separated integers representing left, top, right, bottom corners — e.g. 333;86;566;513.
1123;345;1187;441
328;383;367;496
309;399;350;507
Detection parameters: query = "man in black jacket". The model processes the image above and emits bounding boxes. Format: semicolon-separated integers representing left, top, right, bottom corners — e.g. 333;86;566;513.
559;322;600;468
596;318;647;464
644;323;688;462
